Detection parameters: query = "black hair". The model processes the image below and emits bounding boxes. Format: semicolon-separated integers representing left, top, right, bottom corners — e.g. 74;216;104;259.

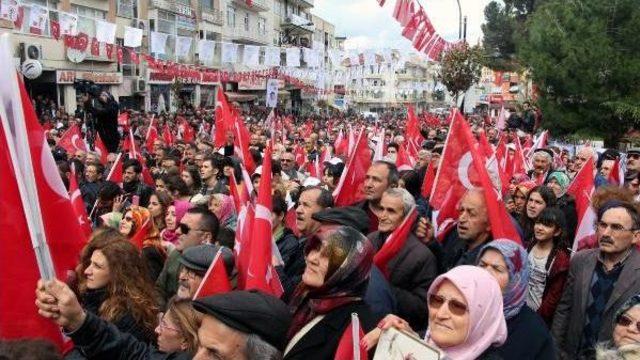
166;175;191;197
98;181;123;201
299;185;334;208
387;142;399;152
399;170;421;199
216;228;235;250
530;206;569;270
372;160;399;187
123;158;142;174
186;205;220;238
323;162;345;179
183;165;202;191
272;195;288;216
598;200;640;230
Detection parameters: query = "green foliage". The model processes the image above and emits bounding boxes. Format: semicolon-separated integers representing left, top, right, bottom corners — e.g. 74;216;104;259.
481;1;519;71
518;0;640;146
437;43;483;98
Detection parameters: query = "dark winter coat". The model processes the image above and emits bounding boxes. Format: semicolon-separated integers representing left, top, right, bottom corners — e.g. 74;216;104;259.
495;306;557;360
368;231;437;331
556;194;578;242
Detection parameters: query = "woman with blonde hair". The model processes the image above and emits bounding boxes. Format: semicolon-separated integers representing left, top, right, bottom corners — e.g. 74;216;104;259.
155;297;202;355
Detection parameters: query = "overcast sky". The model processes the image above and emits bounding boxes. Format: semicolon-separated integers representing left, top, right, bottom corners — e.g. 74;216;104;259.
312;0;493;54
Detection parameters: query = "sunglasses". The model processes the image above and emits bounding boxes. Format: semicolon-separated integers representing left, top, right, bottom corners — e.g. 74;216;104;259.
179;223;201;235
617;314;640;332
428;293;468;316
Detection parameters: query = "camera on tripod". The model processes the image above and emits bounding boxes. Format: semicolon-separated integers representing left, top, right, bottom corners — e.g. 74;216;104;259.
73;79;102;97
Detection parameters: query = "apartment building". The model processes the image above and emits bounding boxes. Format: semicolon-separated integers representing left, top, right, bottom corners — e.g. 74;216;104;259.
1;0;336;114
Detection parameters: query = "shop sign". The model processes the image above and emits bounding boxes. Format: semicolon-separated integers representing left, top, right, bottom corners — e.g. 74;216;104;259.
56;70;123;84
148;70;199;84
238;78;284;90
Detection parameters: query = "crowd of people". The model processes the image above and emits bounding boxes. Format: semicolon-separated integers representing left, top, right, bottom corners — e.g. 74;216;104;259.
5;96;640;360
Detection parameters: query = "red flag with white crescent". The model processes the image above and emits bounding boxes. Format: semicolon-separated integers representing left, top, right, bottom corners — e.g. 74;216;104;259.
57;124;88;155
69;163;92;237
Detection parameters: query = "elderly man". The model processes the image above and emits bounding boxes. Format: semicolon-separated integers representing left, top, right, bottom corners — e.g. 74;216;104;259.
280;151;305;182
552;201;640;358
573;146;609;187
354;161;399;234
528;148;554;181
440;189;494;272
176;244;234;300
157;206;219;301
36;283;292;359
367;188;437;331
80;162;104;214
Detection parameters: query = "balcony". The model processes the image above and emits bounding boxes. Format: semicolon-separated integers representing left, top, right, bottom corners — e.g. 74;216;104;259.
229;25;270;45
201;9;224;26
281;13;314;34
289;0;314;8
150;0;194;16
233;0;269;12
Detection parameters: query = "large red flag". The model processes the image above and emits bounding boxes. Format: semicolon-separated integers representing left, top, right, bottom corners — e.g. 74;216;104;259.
69;164;92;237
0;56;85;345
94;132;109;164
395;142;414;171
117;112;129;128
334;313;368;360
244;145;283;297
145;116;158;151
106;152;124;184
162;123;174;146
420;161;436;198
607;157;625;187
193;249;232;299
214;89;234;148
57;124;88;155
567;157;596;253
373;207;418;278
406;105;424;146
333;129;372;207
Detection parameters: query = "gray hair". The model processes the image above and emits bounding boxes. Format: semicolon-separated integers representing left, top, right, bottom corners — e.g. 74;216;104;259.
244;334;282;360
383;188;416;216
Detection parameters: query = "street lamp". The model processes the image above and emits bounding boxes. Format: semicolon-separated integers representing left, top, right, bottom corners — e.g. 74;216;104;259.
456;0;462;39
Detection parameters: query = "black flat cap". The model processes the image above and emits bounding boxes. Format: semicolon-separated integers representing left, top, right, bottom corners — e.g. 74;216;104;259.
601;148;620;160
627;148;640;156
312;206;370;234
179;244;219;273
192;290;292;351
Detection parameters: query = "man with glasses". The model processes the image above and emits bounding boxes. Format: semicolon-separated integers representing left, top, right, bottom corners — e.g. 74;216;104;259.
280;150;305;182
627;148;640;172
552;200;640;358
156;206;220;301
176;244;234;300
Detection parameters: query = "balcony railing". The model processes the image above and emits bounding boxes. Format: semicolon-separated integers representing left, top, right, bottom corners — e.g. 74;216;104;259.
201;9;224;26
233;0;268;12
229;25;270;45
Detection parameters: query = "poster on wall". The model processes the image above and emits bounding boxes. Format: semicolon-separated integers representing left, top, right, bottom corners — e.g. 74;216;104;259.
266;78;278;108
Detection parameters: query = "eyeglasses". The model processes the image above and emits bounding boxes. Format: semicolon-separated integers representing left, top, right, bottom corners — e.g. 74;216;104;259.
281;158;294;162
157;313;181;333
617;314;640;332
179;223;206;235
629;154;640;160
428;293;469;316
595;221;638;235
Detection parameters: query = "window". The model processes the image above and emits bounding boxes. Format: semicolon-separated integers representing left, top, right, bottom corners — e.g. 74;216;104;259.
243;12;249;31
117;0;136;18
201;0;213;11
227;6;236;27
19;0;53;36
72;5;107;38
157;10;176;34
258;17;266;35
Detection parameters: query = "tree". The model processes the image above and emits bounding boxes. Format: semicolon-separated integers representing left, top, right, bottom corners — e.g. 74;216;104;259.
518;0;640;146
437;43;483;102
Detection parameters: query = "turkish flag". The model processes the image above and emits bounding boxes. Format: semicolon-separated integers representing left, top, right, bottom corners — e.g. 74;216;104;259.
333;129;346;156
69;164;92;237
406;106;424;146
57;124;87;155
395;142;414;171
334;313;368;360
244;145;283;297
106;152;123;184
94;132;109;164
116;46;123;64
145;123;158;152
608;157;625;186
0;63;86;345
75;33;89;52
90;38;100;57
374;207;418;278
162;123;174;146
420;161;436;198
193;249;232;299
129;48;139;64
333;129;372;207
293;145;305;167
117;111;129;127
213;89;234;148
105;43;114;59
567;157;596;253
233;115;256;174
477;131;494;159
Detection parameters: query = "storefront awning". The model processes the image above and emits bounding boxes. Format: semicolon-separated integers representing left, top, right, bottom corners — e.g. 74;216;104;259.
278;90;290;97
225;92;258;102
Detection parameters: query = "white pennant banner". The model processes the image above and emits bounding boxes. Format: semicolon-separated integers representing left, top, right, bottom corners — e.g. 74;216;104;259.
221;42;238;63
0;0;19;22
150;31;169;54
198;40;215;62
95;20;116;44
303;48;319;68
59;12;78;36
124;26;143;47
242;45;260;67
28;4;48;32
176;36;192;58
263;46;281;66
286;47;300;67
364;49;377;66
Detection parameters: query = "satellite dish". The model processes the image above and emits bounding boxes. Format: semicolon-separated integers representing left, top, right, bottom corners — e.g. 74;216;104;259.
21;59;43;79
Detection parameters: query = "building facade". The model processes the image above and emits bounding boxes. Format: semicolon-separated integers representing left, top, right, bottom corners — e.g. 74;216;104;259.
1;0;337;115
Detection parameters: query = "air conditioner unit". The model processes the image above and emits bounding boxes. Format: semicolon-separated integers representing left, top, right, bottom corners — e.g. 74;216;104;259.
133;78;146;92
20;43;43;61
132;19;149;31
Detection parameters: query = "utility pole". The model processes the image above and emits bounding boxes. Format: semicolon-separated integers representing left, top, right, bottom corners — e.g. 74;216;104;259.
456;0;462;39
463;16;467;41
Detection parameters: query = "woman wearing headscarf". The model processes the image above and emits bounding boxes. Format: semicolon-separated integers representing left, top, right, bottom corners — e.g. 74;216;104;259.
208;193;237;230
160;200;193;245
595;294;640;359
283;226;376;360
362;265;508;360
477;239;556;359
120;205;167;281
545;171;578;241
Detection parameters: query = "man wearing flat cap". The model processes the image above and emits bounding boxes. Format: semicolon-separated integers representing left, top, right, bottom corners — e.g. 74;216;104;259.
176;244;234;300
36;278;293;360
627;148;640;172
528;148;554;182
